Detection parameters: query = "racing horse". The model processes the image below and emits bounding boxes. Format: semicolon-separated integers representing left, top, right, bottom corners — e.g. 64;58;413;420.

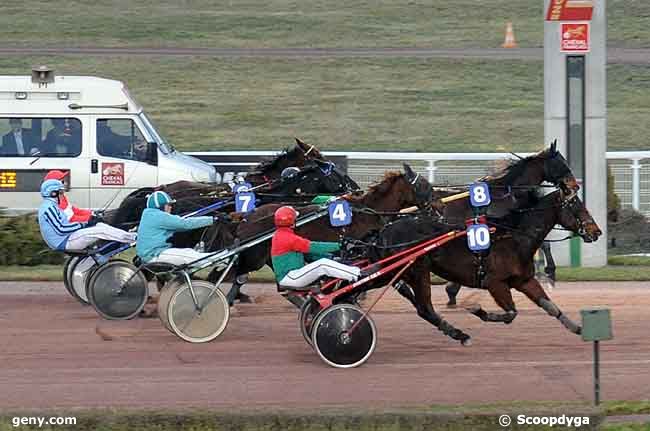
206;164;433;304
104;138;346;229
430;142;578;305
368;188;601;345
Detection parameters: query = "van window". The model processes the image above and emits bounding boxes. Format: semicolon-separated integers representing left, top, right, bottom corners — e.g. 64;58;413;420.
0;118;82;157
97;119;150;163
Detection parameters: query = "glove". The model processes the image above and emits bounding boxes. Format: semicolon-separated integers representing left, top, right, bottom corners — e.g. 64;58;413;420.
86;214;100;227
341;237;358;252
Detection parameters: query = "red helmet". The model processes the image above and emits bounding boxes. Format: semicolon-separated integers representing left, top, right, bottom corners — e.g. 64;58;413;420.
274;206;298;228
44;170;69;181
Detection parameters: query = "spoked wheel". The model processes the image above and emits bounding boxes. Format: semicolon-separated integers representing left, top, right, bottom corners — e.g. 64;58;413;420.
87;260;148;320
168;280;230;343
157;278;184;332
311;304;377;368
63;256;79;300
299;297;322;347
70;256;97;305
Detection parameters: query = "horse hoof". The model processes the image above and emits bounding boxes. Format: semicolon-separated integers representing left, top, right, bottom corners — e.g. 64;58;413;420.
461;337;472;347
465;304;481;314
236;293;253;304
446;301;457;309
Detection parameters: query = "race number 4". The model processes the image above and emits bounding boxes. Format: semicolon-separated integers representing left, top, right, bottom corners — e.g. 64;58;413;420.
328;200;352;227
467;224;491;251
469;182;491;207
235;192;256;213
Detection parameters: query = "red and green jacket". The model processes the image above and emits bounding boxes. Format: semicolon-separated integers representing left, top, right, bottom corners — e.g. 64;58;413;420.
271;227;340;281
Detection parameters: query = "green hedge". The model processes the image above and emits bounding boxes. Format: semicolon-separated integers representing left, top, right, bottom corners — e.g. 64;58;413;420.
0;212;63;266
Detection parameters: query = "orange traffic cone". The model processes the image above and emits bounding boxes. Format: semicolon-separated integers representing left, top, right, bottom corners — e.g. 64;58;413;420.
501;22;518;48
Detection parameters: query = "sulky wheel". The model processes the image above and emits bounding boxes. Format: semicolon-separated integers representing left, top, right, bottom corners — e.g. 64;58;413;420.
87;260;148;320
311;303;377;368
167;280;230;343
157;278;184;332
63;256;79;300
299;297;322;347
70;256;97;305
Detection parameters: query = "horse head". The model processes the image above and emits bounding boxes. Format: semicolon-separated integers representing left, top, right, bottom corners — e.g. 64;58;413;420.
359;164;431;211
245;139;325;185
267;159;359;196
556;190;602;243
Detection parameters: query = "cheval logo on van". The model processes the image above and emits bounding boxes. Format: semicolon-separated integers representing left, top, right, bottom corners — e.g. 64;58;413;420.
101;162;125;185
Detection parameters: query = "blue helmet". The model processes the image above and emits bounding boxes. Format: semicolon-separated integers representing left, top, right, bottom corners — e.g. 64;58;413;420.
40;179;65;198
146;191;176;209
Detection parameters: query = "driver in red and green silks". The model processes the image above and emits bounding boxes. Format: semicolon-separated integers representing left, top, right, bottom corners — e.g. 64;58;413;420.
271;206;361;290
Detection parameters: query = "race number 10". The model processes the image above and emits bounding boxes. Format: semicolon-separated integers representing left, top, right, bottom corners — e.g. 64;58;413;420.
469;182;491;207
328;200;352;227
467;224;491;251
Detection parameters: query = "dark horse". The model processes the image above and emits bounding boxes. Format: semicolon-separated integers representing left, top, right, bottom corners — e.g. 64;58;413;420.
206;164;433;304
432;142;579;306
103;138;338;229
370;189;602;345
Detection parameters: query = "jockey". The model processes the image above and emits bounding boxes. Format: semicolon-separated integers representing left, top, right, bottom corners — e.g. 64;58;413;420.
43;170;92;222
271;206;367;290
37;179;136;251
136;191;216;266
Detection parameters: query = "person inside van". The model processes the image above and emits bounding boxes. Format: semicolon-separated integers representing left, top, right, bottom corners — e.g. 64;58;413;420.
38;179;136;252
97;119;149;162
1;118;39;156
43;118;81;156
43;170;93;223
136;191;216;266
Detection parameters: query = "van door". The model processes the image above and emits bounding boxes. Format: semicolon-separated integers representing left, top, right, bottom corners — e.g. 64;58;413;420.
88;117;158;210
0;116;90;213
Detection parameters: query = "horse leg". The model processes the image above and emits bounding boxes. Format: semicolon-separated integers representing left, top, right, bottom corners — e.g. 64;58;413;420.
410;273;472;345
516;278;581;335
227;274;251;305
541;241;556;282
394;280;417;307
466;281;517;324
445;281;461;308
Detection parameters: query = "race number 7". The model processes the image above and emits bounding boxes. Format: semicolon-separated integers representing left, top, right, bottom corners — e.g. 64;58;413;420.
467;224;491;251
469;182;491;207
328;200;352;227
235;192;256;213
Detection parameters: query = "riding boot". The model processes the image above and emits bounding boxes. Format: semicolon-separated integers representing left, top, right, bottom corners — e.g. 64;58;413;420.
445;282;461;307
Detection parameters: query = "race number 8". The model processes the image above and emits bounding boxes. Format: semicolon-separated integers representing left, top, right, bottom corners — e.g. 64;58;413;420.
235;192;256;213
328;200;352;227
469;182;491;207
467;224;491;251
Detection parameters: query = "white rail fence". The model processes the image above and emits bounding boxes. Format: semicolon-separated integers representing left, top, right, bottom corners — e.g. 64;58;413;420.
188;151;650;217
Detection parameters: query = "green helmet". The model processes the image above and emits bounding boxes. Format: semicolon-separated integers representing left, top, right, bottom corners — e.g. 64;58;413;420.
146;191;176;209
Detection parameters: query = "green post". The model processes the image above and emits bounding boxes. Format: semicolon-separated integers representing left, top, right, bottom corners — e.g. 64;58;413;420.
570;236;581;267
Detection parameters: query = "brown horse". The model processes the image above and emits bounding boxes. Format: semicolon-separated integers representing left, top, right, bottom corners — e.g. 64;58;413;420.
370;189;602;345
207;164;433;304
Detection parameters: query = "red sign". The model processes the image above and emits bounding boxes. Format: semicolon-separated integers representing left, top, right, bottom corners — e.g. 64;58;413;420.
101;162;125;185
546;0;593;21
561;23;590;52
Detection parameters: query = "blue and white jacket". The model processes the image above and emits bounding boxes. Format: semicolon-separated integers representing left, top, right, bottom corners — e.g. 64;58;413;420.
136;208;213;262
38;198;85;250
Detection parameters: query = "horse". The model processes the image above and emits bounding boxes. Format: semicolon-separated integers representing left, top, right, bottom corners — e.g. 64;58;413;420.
206;164;433;304
433;142;579;305
103;138;340;229
368;189;602;345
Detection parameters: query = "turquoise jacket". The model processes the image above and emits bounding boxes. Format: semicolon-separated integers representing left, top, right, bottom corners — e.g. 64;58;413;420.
136;208;213;262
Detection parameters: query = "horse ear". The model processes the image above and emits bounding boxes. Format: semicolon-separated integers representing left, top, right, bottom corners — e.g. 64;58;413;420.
403;163;416;181
295;137;307;150
550;139;557;155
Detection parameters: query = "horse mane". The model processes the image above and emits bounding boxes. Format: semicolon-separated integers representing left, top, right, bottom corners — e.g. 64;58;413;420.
482;147;552;185
251;146;300;173
347;171;404;204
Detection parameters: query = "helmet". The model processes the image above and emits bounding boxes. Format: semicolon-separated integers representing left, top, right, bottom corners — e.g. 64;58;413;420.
274;206;298;228
281;167;301;180
40;179;65;198
146;191;176;209
44;170;69;181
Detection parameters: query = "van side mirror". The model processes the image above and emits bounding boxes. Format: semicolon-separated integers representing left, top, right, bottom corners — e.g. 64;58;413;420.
146;142;158;166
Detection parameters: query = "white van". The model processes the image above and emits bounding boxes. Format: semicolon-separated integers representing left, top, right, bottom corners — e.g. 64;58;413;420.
0;67;217;213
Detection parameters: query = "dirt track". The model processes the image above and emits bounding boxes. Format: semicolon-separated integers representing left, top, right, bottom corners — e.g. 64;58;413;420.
0;281;647;411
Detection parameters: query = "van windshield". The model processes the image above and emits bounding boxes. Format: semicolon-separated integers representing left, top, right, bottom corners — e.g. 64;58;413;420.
139;113;174;154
